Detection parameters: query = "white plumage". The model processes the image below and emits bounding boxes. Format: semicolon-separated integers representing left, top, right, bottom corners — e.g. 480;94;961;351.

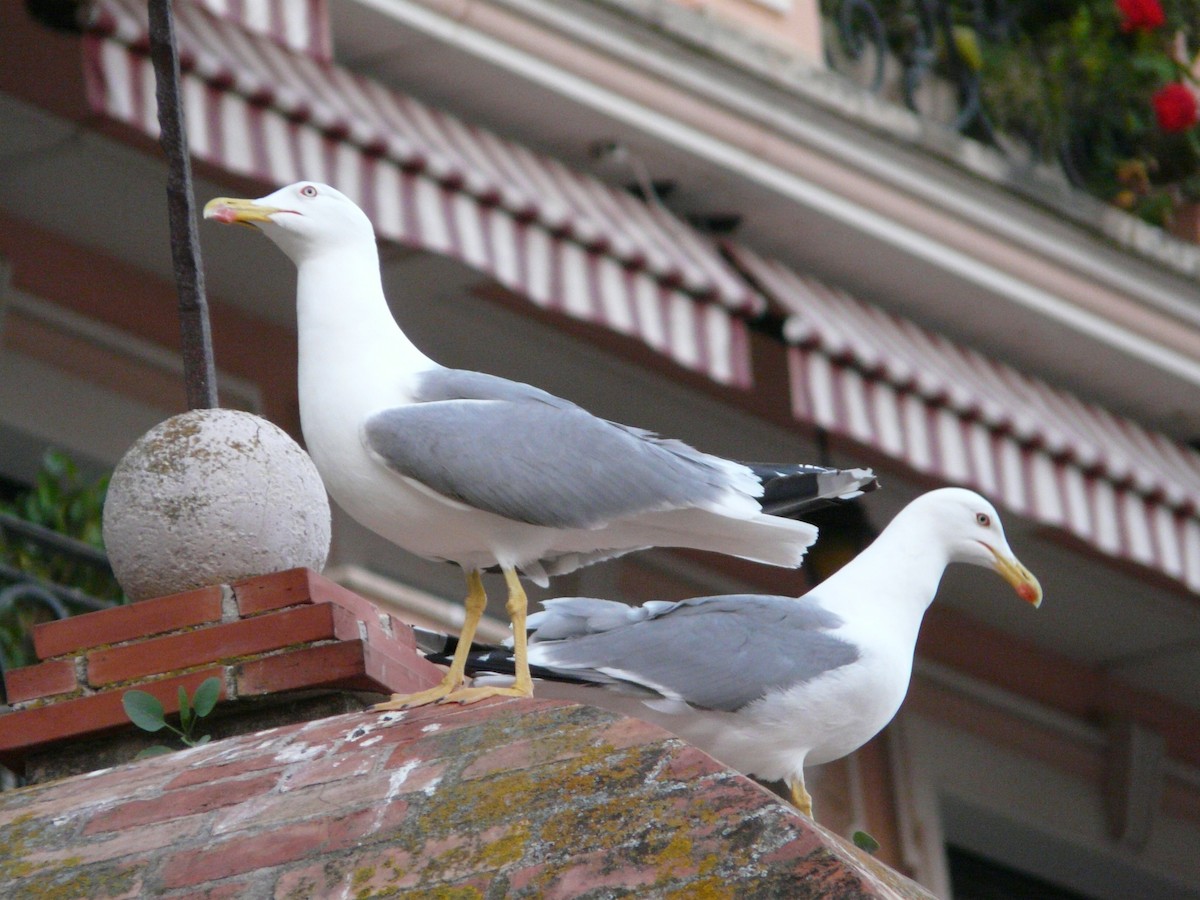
204;180;875;708
430;488;1042;816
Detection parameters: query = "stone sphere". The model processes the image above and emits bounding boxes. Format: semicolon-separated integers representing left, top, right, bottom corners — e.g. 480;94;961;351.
103;408;331;601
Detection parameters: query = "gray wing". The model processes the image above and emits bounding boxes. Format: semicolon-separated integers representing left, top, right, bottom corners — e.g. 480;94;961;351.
527;594;859;712
363;369;740;529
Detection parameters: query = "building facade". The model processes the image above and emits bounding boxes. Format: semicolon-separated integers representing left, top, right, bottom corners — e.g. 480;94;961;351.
2;1;1200;894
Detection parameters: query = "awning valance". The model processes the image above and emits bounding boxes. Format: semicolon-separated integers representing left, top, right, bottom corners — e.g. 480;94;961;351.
727;244;1200;594
188;0;331;61
83;0;761;386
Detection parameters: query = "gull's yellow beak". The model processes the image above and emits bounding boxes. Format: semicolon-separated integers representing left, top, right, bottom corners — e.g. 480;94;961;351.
986;545;1043;608
203;197;280;228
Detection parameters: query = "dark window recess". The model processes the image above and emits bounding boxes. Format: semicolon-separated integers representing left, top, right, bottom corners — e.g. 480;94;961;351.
947;845;1095;900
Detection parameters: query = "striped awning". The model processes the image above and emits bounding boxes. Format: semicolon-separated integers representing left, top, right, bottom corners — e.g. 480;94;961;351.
82;0;762;387
727;244;1200;594
189;0;331;60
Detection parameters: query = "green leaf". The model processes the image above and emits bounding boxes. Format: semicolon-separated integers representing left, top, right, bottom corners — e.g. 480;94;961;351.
122;690;167;732
134;745;175;760
191;677;221;718
42;450;71;481
177;686;192;732
194;734;211;746
852;830;881;855
34;479;56;522
952;26;983;72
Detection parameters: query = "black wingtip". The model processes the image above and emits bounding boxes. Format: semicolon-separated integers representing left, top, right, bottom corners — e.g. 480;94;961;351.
415;628;599;686
747;464;878;518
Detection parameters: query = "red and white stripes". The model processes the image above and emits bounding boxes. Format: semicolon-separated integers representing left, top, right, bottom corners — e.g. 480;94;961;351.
180;0;332;60
79;0;1200;594
728;244;1200;594
82;0;758;387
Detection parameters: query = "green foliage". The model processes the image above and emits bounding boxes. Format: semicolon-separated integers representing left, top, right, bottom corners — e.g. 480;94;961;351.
0;451;124;674
836;1;1200;225
975;0;1200;225
852;830;881;854
0;450;119;599
122;690;169;732
122;676;222;758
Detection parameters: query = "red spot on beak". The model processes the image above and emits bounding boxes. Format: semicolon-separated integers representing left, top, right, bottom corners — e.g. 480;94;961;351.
1017;581;1040;606
208;204;239;224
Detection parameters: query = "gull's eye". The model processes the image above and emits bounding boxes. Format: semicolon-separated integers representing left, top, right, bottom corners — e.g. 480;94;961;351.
300;185;318;198
976;512;991;527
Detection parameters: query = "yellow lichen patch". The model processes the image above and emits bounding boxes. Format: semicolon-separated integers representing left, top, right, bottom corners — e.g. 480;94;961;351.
0;813;140;900
662;874;737;900
553;741;660;798
351;865;376;888
0;813;41;881
649;833;695;878
9;863;140;900
417;768;539;836
477;823;530;870
423;886;484;900
537;792;659;853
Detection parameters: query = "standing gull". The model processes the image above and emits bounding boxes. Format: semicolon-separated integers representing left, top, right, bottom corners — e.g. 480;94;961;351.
203;181;876;709
422;488;1042;815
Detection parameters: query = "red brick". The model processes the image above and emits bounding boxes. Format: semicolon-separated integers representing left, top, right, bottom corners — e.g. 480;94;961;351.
161;882;258;900
8;852;150;898
362;641;444;694
289;708;403;748
85;771;280;833
236;639;372;696
165;751;290;790
308;577;394;627
661;742;730;784
4;657;79;704
86;603;352;687
307;824;521;894
28;817;203;868
234;569;415;646
213;763;428;834
0;668;226;768
232;567;317;616
273;847;497;898
160;802;409;888
32;586;223;659
508;848;665;897
386;615;419;650
279;751;374;792
459;714;662;781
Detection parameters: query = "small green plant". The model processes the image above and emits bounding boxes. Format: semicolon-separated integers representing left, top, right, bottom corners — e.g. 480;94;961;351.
852;830;881;855
122;677;221;758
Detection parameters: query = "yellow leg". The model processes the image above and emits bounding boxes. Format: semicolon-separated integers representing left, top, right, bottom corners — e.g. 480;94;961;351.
788;776;814;818
441;567;534;704
372;570;488;710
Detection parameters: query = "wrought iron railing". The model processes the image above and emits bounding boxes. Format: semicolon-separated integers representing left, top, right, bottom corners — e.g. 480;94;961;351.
822;0;1015;141
0;512;120;686
822;1;1200;228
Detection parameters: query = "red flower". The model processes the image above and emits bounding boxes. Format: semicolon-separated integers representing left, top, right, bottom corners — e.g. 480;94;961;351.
1153;83;1199;132
1117;0;1166;32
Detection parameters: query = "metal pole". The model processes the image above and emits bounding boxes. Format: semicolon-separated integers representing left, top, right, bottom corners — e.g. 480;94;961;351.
147;0;219;409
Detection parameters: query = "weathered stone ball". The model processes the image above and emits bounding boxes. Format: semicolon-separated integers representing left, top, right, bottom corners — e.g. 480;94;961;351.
103;408;331;601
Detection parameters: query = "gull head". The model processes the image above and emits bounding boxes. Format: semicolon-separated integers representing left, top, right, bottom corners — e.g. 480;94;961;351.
909;487;1043;607
203;181;375;263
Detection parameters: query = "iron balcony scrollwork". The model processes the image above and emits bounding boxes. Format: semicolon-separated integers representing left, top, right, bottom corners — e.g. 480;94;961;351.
0;512;120;689
823;0;1015;141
